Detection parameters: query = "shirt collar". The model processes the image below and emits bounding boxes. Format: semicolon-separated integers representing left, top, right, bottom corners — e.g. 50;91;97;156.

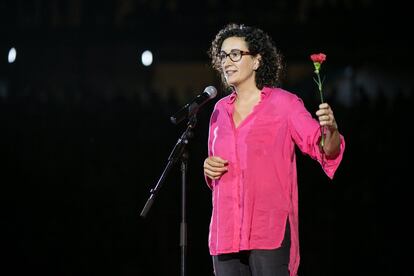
226;86;272;104
261;86;271;99
226;91;237;104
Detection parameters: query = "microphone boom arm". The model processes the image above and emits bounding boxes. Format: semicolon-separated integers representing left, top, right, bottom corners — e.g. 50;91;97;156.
139;116;197;218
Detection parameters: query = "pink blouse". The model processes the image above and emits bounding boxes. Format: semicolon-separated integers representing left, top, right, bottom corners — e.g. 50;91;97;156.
205;87;345;276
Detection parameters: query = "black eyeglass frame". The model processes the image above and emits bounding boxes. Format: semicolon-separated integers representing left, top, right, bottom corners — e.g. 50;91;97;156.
219;49;253;63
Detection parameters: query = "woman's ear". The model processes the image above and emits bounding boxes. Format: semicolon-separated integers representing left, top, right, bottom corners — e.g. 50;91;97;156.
253;54;261;70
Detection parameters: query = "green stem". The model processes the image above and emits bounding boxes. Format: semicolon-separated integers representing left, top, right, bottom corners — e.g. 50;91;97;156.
317;72;325;147
317;72;324;103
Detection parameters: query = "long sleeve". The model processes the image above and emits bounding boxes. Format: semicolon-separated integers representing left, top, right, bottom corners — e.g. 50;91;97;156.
288;96;345;179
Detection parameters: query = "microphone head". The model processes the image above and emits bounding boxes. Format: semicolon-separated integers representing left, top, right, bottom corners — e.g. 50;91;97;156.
170;85;217;125
204;86;217;99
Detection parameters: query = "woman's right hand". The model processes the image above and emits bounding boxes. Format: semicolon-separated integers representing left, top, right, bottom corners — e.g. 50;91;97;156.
203;156;228;180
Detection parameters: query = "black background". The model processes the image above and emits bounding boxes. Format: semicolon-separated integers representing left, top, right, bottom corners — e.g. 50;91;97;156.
0;1;412;275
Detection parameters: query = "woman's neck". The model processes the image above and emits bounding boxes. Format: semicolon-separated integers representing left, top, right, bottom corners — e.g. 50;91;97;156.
234;84;261;103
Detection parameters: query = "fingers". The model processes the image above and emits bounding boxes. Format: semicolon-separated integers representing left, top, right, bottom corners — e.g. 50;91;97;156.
315;103;332;117
204;167;227;180
315;103;338;130
207;156;228;166
204;156;228;180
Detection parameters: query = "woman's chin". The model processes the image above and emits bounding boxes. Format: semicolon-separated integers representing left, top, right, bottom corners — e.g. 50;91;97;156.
225;78;237;87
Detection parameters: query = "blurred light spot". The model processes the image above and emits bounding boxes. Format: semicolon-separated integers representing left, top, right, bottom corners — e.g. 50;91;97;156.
8;47;16;63
141;50;153;66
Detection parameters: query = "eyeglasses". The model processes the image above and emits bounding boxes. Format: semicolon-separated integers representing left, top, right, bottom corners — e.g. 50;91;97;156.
218;49;252;63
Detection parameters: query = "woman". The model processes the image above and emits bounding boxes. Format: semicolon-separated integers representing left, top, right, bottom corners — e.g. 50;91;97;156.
203;23;345;276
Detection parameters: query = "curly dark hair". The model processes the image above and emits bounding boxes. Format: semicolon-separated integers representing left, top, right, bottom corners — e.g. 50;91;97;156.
208;23;285;90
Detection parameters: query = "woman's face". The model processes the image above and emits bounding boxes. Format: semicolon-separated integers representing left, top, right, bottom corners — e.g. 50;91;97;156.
220;36;259;89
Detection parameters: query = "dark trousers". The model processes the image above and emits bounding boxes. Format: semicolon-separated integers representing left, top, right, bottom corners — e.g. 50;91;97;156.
212;222;290;276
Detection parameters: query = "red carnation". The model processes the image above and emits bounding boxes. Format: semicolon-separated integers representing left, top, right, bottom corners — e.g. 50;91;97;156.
310;52;327;147
310;53;326;64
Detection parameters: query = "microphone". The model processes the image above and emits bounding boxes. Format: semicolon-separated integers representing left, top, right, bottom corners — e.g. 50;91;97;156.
170;86;217;124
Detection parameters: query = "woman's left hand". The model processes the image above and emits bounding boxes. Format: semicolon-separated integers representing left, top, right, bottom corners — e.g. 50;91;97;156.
315;103;338;132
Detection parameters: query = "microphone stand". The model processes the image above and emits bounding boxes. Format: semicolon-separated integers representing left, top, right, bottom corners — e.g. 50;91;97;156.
140;115;197;276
